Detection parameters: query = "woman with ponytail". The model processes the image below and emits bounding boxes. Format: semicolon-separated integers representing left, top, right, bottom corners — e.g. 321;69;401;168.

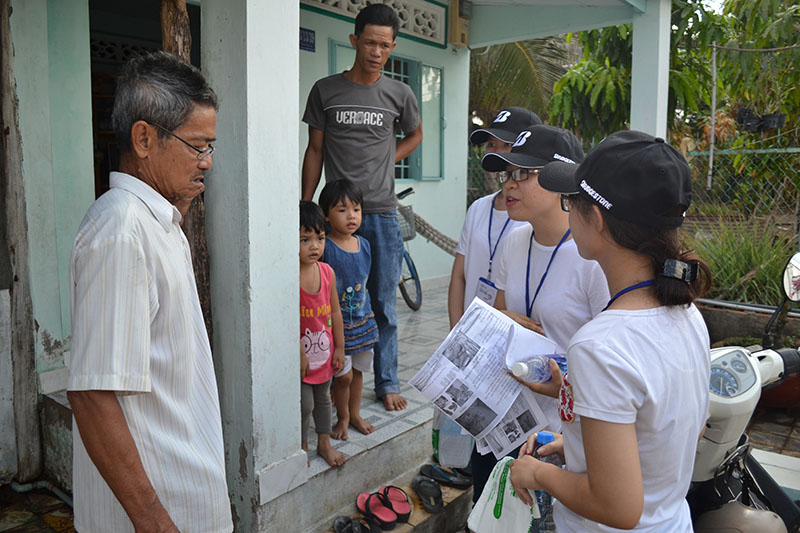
509;131;712;532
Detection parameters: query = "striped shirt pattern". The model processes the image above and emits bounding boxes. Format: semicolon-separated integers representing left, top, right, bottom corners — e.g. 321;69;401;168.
68;172;232;532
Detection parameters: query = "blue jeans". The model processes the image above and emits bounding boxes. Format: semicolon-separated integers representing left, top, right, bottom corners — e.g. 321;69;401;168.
359;211;403;398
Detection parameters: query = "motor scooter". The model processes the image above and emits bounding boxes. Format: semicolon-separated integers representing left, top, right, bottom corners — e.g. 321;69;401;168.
689;252;800;532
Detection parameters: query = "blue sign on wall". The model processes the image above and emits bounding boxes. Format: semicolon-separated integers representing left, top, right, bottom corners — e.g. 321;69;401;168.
300;27;315;52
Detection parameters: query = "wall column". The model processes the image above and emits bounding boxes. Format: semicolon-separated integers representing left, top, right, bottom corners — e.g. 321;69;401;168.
630;0;671;138
203;0;303;530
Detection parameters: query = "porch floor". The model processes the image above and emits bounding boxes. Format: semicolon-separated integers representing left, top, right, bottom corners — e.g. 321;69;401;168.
2;276;799;532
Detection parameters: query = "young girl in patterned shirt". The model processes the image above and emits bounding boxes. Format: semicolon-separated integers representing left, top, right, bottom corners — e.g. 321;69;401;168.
299;200;346;466
319;180;380;441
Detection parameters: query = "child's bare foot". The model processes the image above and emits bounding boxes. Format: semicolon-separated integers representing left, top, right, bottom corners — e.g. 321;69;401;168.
302;442;310;466
351;414;375;435
331;417;349;440
317;436;345;467
382;393;408;411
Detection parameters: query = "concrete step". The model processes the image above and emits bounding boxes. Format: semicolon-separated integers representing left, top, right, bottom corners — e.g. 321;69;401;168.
258;279;458;532
258;411;436;531
316;466;473;533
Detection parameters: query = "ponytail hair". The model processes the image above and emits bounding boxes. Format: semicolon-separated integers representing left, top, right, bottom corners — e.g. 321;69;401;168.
571;193;711;306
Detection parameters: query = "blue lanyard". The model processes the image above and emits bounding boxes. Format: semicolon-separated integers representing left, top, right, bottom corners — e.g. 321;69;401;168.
487;193;511;280
602;279;655;311
525;229;571;318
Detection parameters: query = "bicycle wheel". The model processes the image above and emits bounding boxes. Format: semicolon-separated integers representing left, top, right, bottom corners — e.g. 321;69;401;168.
399;249;422;311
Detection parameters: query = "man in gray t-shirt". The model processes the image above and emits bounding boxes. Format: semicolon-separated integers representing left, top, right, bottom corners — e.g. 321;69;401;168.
301;4;422;413
302;74;419;213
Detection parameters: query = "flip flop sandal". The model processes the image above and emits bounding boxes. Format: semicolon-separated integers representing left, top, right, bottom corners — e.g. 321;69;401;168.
379;485;412;522
352;517;380;533
412;475;444;514
332;516;379;533
356;491;397;530
455;464;473;478
419;463;472;489
332;515;354;533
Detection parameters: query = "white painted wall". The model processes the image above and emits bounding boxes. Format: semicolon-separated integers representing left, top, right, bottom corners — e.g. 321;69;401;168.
9;0;94;385
47;0;95;346
298;8;470;281
9;0;62;376
630;0;671;138
203;1;305;530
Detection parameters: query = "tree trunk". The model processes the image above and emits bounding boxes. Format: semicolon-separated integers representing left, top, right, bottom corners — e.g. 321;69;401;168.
161;0;214;347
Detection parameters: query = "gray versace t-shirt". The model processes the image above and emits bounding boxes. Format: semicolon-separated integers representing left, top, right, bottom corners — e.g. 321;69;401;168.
303;73;420;213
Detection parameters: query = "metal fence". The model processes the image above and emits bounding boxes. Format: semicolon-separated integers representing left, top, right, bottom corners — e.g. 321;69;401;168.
464;137;800;305
687;146;799;229
466;143;800;246
467;157;498;206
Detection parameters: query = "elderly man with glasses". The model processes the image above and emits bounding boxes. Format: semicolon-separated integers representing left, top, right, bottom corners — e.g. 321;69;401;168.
67;51;232;533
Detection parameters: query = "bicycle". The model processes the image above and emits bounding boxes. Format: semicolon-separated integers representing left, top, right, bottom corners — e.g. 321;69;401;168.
396;187;422;311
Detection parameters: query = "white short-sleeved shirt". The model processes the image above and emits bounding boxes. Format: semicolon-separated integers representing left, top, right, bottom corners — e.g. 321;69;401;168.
456;193;526;311
495;224;609;431
69;172;232;533
555;305;711;532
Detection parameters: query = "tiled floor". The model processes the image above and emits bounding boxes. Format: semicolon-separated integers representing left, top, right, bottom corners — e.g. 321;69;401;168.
748;407;800;458
747;407;800;501
0;484;74;533
306;278;451;477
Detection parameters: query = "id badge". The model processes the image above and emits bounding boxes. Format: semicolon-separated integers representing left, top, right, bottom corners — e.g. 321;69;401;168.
476;276;498;306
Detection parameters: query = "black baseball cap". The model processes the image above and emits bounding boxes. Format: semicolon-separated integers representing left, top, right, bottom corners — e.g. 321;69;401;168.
538;130;692;228
481;125;584;172
469;106;542;145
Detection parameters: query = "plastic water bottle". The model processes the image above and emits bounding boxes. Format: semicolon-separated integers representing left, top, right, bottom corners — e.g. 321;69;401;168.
512;355;567;383
530;431;563;533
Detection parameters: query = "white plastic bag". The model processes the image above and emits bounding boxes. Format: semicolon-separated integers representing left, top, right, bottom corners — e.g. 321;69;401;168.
468;456;539;533
432;408;474;468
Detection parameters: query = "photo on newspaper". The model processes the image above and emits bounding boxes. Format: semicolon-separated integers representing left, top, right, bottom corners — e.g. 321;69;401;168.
410;298;557;459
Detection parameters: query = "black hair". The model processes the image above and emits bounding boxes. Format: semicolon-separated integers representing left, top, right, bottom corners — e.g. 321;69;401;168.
300;201;325;234
570;193;712;306
355;3;399;39
318;179;364;215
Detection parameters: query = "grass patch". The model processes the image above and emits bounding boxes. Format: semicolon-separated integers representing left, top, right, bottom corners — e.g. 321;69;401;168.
683;218;796;305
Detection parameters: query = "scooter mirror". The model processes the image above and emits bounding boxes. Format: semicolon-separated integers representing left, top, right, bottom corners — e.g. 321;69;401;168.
783;253;800;302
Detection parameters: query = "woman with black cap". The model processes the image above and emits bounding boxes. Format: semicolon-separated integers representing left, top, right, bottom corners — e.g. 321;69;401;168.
469;125;609;511
509;130;712;532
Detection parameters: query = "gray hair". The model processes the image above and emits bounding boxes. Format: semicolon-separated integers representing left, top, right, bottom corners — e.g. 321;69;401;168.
111;51;218;152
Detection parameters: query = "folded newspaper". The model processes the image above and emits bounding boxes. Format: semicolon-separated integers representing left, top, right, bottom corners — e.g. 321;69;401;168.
410;298;558;459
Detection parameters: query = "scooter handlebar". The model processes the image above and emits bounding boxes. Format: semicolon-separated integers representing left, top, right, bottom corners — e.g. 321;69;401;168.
777;348;800;379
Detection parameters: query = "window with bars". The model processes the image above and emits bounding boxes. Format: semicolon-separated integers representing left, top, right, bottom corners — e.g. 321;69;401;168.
330;40;443;180
380;57;419;180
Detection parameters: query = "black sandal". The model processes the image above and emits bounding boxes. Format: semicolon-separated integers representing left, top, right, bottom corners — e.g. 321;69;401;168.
412;474;444;513
420;463;472;489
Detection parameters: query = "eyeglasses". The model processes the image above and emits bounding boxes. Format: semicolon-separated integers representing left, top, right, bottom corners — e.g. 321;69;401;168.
560;195;571;212
497;167;541;185
148;122;215;160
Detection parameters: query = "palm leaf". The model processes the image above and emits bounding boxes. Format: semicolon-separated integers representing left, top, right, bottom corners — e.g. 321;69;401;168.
469;37;570;125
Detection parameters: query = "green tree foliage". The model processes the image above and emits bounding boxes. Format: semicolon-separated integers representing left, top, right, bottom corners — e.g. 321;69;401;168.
550;0;726;143
469;38;570;126
719;0;800;116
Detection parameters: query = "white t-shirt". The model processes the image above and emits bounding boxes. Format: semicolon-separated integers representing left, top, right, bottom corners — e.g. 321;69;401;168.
495;224;609;432
456;193;526;311
69;173;232;532
555;305;710;532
